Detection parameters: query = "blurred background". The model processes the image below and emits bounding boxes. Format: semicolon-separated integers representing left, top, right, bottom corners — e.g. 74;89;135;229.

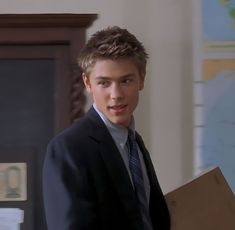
0;0;193;195
3;0;235;229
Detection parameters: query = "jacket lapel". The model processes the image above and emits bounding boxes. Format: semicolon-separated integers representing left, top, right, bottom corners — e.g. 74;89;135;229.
86;107;143;229
136;133;170;229
136;133;159;190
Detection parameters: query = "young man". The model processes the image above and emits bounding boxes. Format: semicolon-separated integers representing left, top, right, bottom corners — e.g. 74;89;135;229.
43;26;170;230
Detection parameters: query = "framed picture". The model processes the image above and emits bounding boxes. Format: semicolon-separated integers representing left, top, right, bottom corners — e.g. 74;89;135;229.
0;162;27;201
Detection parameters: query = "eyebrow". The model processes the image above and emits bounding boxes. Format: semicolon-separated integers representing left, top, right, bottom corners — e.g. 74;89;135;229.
95;74;135;80
95;76;110;80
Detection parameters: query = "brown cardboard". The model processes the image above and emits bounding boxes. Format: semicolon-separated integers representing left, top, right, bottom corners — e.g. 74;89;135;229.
165;167;235;230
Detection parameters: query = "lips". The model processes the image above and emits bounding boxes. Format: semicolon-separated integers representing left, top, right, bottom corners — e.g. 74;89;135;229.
108;104;127;113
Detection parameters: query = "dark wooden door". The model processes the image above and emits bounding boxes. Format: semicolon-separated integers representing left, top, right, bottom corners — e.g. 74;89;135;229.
0;14;97;230
0;45;70;230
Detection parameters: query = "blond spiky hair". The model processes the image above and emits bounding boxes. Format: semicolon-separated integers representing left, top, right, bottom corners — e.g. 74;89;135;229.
78;26;148;75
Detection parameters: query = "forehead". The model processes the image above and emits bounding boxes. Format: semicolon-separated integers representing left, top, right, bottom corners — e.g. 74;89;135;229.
89;58;139;78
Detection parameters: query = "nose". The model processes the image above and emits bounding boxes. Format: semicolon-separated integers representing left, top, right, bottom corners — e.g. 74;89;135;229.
110;83;124;101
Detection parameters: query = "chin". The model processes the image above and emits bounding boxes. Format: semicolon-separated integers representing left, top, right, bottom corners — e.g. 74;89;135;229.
113;119;129;127
107;113;130;127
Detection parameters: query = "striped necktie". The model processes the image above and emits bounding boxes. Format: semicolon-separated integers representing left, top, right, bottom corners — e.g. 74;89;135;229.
128;129;153;230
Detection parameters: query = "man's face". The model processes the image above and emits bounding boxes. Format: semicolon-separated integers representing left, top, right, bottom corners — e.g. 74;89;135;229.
83;59;145;127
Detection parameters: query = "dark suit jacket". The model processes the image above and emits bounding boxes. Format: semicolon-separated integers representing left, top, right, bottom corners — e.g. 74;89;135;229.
43;106;170;230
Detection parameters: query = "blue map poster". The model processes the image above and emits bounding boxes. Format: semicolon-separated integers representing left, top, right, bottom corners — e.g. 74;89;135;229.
201;59;235;192
202;0;235;52
203;0;235;41
195;0;235;192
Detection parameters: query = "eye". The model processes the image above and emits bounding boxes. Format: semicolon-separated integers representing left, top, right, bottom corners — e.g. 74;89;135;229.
97;80;110;87
121;78;133;85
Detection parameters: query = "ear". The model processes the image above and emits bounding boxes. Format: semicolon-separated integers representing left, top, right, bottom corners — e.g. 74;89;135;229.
83;73;92;93
139;74;145;91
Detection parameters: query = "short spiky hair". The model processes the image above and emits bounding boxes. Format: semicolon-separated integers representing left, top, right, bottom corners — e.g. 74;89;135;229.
78;26;148;75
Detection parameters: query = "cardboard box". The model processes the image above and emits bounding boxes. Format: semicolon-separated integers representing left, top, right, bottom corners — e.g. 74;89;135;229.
165;167;235;230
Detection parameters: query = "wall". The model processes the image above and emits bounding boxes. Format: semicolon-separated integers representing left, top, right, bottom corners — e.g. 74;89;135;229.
0;0;193;193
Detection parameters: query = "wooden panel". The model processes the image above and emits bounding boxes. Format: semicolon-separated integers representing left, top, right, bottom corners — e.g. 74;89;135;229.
0;45;71;133
0;14;97;27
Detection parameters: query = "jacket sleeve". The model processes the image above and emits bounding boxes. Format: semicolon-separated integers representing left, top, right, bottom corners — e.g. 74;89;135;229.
42;137;98;230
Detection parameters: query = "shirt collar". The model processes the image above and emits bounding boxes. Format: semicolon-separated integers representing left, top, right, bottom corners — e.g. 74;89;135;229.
93;103;135;146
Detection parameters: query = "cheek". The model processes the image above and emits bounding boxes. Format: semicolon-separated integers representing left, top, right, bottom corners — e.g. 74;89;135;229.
139;84;144;90
93;89;108;101
127;89;139;104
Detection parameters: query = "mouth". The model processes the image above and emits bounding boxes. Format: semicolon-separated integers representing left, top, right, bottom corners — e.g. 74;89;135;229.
108;104;127;113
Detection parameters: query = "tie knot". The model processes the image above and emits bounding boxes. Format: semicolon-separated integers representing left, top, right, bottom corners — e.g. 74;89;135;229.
128;129;135;142
128;129;137;153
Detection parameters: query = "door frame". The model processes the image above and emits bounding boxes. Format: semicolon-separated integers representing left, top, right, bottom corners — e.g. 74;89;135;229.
0;14;97;126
